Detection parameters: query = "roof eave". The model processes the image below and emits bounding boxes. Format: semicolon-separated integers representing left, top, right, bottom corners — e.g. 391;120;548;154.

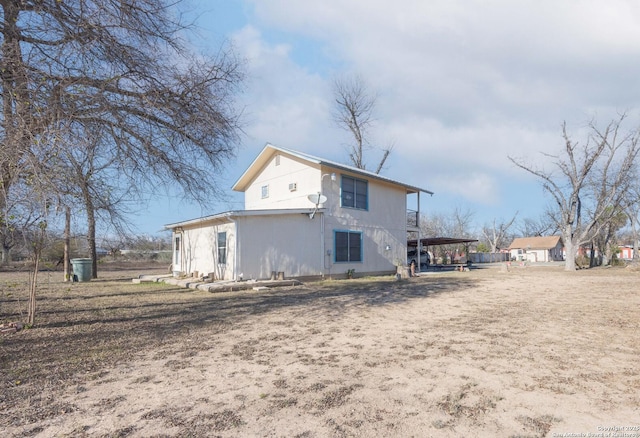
232;143;434;195
164;208;322;229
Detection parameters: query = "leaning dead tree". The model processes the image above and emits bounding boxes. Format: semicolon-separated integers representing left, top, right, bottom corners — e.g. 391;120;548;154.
510;115;640;270
333;75;392;174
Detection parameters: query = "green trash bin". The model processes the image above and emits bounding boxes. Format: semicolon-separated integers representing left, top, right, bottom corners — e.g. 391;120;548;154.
71;258;93;282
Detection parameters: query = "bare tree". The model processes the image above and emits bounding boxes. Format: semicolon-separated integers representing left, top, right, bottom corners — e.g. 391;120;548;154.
1;0;244;219
517;214;558;238
58;126;134;279
2;145;55;325
450;206;476;238
625;185;640;262
0;184;20;264
510;115;640;270
1;0;244;324
482;214;518;253
418;206;476;263
589;207;627;266
333;75;392;174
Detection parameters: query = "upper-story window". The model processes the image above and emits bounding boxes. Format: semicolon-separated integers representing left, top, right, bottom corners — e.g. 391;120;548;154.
261;184;269;199
341;175;368;210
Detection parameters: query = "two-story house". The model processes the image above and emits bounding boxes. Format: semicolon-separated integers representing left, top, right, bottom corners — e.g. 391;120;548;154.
164;144;432;280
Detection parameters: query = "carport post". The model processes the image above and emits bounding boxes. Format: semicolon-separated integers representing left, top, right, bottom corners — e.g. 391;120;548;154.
417;192;421;273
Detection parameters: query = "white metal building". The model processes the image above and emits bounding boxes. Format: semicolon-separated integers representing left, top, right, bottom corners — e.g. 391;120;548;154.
165;144;432;280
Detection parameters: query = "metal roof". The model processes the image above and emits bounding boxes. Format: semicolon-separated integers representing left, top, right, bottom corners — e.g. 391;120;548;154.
164;208;319;229
508;236;563;250
408;237;479;247
232;143;434;195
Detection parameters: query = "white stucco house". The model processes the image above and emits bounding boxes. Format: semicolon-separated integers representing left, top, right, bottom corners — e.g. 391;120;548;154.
508;236;564;262
165;144;433;280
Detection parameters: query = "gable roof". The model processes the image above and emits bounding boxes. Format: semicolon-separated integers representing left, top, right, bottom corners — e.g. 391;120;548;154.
232;143;433;195
508;236;563;250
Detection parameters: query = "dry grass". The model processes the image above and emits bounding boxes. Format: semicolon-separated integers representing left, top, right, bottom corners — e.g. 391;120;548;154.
1;264;639;436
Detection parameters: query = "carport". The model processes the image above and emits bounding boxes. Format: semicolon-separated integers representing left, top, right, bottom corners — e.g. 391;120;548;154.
407;237;479;272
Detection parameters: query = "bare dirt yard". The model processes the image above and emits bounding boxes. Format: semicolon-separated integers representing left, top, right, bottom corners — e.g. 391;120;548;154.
1;263;639;437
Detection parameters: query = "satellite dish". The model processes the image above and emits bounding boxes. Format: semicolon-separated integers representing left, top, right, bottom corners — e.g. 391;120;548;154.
307;192;327;219
307;193;327;205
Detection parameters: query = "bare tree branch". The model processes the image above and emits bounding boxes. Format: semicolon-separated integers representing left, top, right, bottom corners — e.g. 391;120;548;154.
509;114;640;270
332;74;391;174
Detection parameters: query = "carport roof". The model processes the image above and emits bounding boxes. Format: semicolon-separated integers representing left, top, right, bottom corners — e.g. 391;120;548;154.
408;237;478;247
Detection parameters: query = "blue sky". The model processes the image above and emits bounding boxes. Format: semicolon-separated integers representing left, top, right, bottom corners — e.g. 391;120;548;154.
134;0;640;235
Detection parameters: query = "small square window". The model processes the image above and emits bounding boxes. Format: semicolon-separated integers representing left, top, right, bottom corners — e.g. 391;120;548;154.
261;185;269;198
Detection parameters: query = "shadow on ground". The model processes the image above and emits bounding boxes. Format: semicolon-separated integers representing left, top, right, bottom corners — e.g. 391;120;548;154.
0;272;479;428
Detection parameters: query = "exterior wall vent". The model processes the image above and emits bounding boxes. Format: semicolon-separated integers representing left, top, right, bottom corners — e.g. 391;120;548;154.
288;182;297;192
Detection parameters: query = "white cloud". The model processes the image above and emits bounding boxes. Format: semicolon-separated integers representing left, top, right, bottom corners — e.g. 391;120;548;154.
231;26;339;152
229;0;640;220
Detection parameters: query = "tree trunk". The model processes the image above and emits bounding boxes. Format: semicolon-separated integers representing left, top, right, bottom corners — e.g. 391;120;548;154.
28;256;39;326
602;248;611;266
1;246;10;265
631;214;640;262
87;203;98;279
63;206;71;281
563;227;576;271
80;182;99;279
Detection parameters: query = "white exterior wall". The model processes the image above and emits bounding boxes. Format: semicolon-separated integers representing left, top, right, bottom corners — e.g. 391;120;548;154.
174;221;237;280
510;245;563;262
235;213;323;279
171;149;418;281
244;153;323;210
321;167;407;276
510;248;546;262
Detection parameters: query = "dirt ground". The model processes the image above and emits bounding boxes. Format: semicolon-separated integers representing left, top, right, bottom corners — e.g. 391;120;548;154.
1;263;639;437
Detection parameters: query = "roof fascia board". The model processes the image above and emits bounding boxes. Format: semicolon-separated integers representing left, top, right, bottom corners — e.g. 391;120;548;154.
164;208;321;229
232;143;433;195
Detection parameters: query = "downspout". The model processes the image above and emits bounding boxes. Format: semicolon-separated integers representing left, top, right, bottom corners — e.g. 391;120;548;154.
233;216;240;281
321;212;325;278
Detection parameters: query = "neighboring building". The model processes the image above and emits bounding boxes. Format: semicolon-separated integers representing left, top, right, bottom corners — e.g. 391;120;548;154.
165;144;433;280
618;245;634;260
508;236;564;262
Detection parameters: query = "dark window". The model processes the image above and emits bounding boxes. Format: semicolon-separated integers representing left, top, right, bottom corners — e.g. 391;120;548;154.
217;232;227;264
174;236;181;265
335;231;362;262
341;175;368;209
